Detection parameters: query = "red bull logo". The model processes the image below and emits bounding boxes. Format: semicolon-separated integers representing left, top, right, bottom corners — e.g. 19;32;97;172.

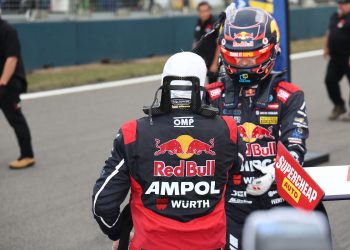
154;135;215;159
238;122;275;143
234;32;254;41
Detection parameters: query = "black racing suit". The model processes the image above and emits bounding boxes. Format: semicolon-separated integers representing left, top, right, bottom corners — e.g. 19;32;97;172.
206;73;329;250
92;109;242;250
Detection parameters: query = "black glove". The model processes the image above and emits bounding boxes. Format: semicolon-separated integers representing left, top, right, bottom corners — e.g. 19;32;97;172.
117;204;133;250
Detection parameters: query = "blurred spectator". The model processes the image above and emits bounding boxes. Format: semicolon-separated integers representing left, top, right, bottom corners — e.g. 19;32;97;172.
183;0;189;13
324;0;350;121
0;18;35;169
242;208;332;250
192;1;219;83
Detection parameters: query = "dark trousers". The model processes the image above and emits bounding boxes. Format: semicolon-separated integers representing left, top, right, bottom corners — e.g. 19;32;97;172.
0;89;34;158
325;56;350;107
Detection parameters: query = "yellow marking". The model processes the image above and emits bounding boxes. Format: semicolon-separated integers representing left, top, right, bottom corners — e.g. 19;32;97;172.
282;177;301;203
249;0;274;14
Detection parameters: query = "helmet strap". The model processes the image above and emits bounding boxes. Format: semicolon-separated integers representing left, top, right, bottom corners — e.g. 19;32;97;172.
143;76;218;124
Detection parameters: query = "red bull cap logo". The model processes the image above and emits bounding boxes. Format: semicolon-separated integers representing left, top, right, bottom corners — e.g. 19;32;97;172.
154;135;215;159
238;122;275;143
234;32;254;41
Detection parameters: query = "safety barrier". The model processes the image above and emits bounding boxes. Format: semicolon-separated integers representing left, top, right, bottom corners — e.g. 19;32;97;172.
12;5;336;70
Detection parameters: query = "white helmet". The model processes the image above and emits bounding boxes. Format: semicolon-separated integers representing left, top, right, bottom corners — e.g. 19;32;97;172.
144;51;217;122
162;52;207;100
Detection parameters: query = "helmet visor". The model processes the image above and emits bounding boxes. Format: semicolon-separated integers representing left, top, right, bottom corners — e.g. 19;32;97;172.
220;44;274;69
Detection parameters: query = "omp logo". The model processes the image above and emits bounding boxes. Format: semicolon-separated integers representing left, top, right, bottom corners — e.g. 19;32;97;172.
282;177;301;203
173;117;194;128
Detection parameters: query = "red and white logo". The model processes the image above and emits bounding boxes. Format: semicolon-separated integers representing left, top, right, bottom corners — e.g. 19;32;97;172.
277;89;291;103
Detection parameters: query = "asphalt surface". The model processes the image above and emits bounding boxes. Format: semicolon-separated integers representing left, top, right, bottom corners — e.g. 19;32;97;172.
1;55;350;250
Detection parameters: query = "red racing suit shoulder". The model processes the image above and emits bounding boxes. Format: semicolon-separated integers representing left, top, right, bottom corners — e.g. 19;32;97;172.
121;119;137;145
275;81;303;104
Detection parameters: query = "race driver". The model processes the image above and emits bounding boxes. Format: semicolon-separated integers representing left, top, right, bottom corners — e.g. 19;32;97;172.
92;52;243;250
204;7;330;250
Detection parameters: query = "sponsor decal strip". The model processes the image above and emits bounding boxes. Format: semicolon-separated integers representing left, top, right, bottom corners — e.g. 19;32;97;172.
275;142;324;211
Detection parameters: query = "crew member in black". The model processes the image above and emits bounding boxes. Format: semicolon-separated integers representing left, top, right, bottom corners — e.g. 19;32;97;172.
192;1;219;83
0;18;35;169
324;0;350;120
92;52;243;250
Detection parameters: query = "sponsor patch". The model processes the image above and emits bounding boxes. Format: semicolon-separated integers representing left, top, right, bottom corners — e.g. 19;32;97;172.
266;103;279;110
154;160;215;177
145;181;220;196
288;138;303;144
271;197;284;205
173;116;194;128
156;198;169;211
277;88;291;103
171;199;210;209
246;141;276;157
238;123;275;143
257;111;278;115
260;116;278;125
154;135;215;159
240;159;274;172
233;174;242;185
228;198;252;204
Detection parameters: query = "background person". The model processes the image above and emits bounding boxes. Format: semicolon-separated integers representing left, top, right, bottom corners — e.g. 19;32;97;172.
324;0;350;121
192;1;220;83
0;17;35;169
92;52;243;250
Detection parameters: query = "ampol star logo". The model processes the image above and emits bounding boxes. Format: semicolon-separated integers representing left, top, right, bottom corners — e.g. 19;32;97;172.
156;198;169;211
233;174;242;185
154;135;215;159
238;122;275;143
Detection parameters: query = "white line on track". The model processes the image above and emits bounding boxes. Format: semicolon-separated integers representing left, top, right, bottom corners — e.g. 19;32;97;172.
22;49;324;100
290;49;323;60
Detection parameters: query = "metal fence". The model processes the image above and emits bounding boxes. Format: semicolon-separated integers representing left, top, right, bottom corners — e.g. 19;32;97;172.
0;0;336;22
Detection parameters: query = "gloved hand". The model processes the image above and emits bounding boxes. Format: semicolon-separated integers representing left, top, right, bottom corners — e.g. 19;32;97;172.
205;82;224;101
246;163;275;196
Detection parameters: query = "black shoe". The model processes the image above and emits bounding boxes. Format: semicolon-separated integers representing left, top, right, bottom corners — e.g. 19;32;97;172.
328;105;346;120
